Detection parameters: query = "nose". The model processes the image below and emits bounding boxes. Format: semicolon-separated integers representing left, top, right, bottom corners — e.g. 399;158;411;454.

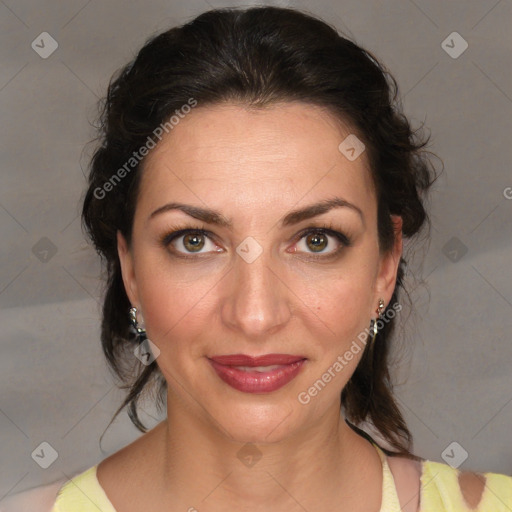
220;245;292;339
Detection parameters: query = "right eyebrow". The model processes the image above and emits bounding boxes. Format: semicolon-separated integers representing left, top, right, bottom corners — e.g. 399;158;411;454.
148;202;232;227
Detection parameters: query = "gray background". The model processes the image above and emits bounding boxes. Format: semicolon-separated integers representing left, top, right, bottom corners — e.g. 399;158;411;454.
1;0;511;501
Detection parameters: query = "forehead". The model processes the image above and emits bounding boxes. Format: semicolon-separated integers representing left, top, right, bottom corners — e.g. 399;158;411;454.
138;102;375;216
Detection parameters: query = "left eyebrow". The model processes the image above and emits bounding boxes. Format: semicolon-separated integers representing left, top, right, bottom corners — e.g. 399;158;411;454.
281;197;364;227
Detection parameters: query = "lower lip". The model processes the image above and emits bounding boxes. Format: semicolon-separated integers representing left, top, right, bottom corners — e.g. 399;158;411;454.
209;359;306;393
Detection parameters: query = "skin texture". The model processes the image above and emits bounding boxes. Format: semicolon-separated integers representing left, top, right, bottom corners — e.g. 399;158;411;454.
100;102;404;512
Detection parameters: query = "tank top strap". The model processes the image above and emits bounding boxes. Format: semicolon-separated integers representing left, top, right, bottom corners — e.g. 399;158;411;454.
371;442;404;512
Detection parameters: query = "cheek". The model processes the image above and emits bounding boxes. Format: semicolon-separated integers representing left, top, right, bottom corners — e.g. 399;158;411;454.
294;274;375;406
290;264;378;386
134;257;221;356
311;277;373;349
294;252;377;328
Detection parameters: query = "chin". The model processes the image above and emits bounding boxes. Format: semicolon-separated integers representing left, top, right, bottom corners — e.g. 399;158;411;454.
208;398;302;445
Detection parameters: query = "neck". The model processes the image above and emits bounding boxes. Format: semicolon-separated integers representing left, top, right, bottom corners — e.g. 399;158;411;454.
150;399;383;512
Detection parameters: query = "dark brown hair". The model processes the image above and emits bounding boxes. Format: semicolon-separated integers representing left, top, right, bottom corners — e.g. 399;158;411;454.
83;6;439;458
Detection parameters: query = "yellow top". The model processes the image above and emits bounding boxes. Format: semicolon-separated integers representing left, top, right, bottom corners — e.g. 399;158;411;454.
51;444;512;511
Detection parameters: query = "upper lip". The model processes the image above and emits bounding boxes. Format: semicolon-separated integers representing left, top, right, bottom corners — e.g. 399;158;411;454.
209;354;306;366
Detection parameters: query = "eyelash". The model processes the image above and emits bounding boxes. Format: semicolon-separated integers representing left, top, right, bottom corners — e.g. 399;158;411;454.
159;222;352;260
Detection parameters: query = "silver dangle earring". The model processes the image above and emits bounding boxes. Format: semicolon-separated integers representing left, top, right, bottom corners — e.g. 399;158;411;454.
368;298;385;346
129;307;159;365
129;306;146;337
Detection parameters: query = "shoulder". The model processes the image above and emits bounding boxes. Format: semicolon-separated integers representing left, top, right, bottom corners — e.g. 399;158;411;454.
387;454;512;512
51;465;112;511
420;459;512;511
0;479;67;512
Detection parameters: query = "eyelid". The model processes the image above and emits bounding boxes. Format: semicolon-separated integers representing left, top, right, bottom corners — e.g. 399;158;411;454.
159;225;220;258
159;225;211;246
293;225;351;246
290;225;351;259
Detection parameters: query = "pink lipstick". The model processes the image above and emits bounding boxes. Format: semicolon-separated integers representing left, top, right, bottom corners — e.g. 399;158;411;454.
208;354;306;393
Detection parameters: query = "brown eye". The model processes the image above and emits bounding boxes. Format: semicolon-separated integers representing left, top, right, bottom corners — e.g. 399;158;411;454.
293;227;350;258
305;232;328;252
162;228;220;256
182;232;206;252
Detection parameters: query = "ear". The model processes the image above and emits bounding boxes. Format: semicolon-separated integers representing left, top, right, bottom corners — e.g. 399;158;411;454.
374;215;403;307
117;230;139;306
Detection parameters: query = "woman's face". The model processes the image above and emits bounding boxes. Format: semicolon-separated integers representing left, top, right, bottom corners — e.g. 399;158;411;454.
118;102;402;443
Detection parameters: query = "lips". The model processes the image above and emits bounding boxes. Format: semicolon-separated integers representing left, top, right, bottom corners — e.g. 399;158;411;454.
208;353;307;393
210;354;305;366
